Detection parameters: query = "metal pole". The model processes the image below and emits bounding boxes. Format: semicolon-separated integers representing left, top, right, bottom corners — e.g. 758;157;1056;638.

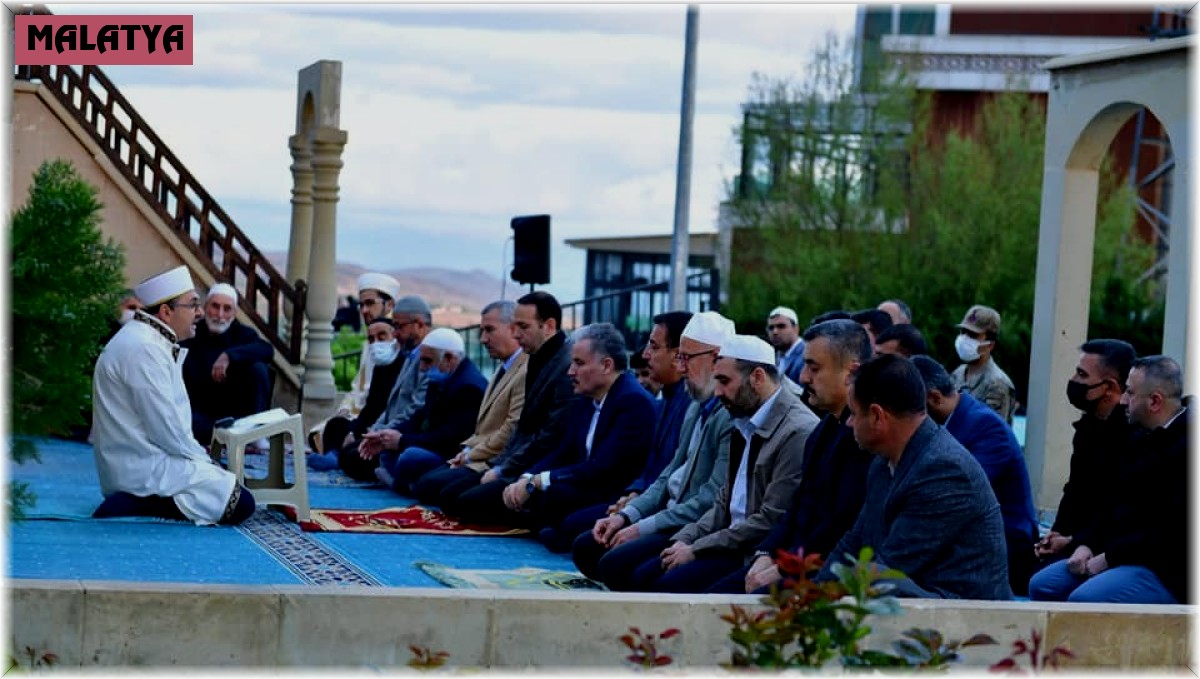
669;4;699;312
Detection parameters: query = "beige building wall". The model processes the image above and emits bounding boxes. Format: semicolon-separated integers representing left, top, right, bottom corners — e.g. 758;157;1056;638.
12;85;188;290
11;82;302;400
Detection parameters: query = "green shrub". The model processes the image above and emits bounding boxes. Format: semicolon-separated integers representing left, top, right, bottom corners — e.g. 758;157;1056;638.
10;160;126;519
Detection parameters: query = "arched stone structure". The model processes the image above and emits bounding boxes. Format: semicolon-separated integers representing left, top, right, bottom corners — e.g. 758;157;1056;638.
1025;37;1191;515
285;61;347;430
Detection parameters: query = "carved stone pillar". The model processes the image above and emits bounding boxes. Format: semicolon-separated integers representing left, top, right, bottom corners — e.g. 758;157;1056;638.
284;133;314;366
301;127;348;425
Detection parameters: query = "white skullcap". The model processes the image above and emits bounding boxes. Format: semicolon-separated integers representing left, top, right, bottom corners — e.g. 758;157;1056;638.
719;334;777;366
681;311;735;348
135;265;195;306
206;283;237;303
420;327;465;354
357;272;401;300
768;306;799;325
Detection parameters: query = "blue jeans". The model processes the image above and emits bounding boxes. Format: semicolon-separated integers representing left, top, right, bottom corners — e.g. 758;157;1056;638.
387;446;447;495
1028;560;1179;604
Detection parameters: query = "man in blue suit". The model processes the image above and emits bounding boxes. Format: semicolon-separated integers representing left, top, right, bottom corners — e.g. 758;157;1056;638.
376;328;488;495
499;323;657;532
912;355;1038;596
817;354;1012;600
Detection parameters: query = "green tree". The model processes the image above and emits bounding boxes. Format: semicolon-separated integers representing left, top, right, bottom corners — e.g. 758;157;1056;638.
10;160;126;519
726;35;1162;404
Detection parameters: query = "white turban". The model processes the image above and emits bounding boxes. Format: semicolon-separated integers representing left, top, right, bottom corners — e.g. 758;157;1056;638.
135;265;195;306
719;334;777;366
681;311;735;348
357;272;401;300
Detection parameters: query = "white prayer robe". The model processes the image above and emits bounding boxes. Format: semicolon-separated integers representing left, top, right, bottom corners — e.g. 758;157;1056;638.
90;318;237;525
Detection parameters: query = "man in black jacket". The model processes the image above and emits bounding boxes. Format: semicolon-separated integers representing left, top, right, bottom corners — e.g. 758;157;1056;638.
438;291;579;521
376;328;488;494
181;283;273;446
1030;355;1189;604
1035;339;1137;564
707;319;874;593
309;317;405;471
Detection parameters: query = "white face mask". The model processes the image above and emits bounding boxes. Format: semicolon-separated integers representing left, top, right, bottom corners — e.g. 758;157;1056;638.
119;309;136;325
370;339;400;366
954;334;986;363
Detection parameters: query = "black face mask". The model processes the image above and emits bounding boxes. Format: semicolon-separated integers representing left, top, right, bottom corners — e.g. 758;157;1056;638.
1066;379;1106;414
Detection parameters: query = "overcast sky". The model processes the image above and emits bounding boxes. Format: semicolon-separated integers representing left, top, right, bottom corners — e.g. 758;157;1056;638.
50;3;859;302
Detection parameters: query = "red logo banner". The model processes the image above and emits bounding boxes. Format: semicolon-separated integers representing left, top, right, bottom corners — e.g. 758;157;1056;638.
15;15;193;66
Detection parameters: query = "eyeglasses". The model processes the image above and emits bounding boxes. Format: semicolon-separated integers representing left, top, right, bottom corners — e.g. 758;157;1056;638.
675;349;717;364
171;300;202;310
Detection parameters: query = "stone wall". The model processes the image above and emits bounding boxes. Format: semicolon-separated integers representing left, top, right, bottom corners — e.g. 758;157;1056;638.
11;579;1193;669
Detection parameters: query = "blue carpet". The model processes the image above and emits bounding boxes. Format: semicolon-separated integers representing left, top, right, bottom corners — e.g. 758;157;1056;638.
10;438;587;588
9;519;303;584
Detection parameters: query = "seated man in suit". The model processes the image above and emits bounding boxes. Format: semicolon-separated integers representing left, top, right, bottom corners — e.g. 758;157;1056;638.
375;328;488;494
816;354;1012;600
497;323;657;531
572;311;736;591
339;295;432;481
707;319;875;594
912;355;1039;596
540;311;694;552
1034;339;1137;566
629;335;820;593
309;317;406;471
412;301;528;503
1029;355;1189;604
437;291;578;522
181;282;273;446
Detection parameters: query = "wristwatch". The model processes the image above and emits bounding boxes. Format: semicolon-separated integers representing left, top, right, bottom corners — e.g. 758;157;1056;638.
525;479;538;495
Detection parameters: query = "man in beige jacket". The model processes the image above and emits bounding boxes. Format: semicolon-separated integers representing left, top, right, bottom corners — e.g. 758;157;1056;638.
412;300;527;503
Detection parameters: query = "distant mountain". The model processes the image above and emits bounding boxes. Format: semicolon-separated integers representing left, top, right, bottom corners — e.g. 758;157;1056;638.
263;252;507;327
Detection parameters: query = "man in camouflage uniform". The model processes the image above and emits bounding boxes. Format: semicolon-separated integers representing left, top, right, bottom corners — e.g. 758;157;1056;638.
951;304;1017;425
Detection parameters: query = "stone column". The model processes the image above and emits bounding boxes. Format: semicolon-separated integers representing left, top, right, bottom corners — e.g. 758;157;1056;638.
284;133;314;365
1025;165;1099;517
301;127;348;428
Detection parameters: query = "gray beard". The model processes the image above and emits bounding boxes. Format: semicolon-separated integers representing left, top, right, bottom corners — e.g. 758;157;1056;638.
206;318;232;335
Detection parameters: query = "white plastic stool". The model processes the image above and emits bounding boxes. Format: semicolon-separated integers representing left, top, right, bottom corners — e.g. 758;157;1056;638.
209;411;309;522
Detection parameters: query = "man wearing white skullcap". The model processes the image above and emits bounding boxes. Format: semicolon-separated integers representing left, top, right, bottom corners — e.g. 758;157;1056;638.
373;327;488;494
767;306;804;385
628;333;819;593
181;281;274;446
91;265;255;526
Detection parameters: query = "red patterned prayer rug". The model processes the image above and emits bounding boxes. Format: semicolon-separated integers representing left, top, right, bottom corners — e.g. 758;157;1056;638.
280;505;529;536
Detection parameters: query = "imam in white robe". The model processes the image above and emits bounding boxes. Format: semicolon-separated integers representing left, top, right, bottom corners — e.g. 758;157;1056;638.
90;316;237;525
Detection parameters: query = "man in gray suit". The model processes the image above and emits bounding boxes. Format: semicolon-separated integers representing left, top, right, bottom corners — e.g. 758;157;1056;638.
817;354;1012;600
571;311;737;591
338;295;433;481
630;334;821;593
